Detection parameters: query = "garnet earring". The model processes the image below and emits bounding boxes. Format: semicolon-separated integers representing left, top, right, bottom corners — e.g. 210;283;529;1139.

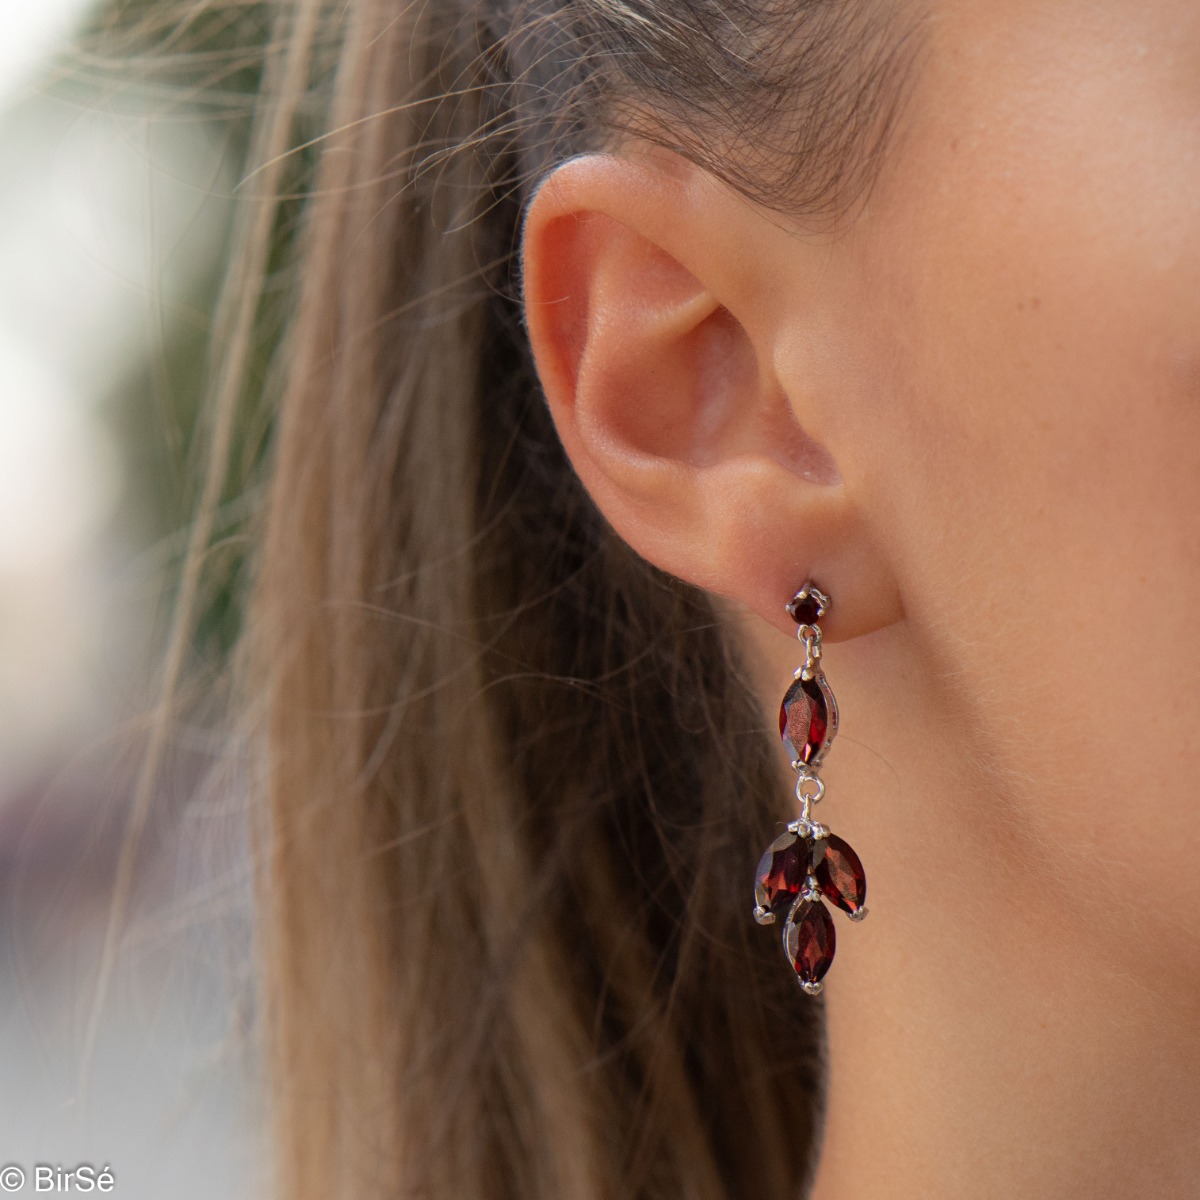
752;583;867;995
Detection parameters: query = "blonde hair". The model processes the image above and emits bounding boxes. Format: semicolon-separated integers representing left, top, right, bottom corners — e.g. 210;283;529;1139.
84;0;920;1195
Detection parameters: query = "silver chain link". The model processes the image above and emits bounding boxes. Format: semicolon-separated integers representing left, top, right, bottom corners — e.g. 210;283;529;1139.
796;622;822;680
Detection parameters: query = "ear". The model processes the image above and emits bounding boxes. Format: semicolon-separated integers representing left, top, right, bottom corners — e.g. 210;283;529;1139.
519;146;901;640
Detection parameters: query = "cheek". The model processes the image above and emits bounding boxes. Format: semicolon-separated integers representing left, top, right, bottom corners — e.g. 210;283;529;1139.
852;6;1200;936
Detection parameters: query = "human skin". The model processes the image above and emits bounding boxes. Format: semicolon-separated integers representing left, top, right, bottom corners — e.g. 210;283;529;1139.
520;0;1200;1196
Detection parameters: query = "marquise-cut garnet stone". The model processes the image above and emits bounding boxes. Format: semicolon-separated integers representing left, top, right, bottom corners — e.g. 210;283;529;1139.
779;675;829;765
755;832;811;913
812;833;867;916
785;899;836;985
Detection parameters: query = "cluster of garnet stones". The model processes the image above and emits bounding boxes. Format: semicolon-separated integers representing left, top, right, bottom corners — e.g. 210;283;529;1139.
753;583;867;996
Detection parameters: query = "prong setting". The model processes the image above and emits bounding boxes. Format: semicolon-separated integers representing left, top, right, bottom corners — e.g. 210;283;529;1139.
786;817;829;840
785;584;830;626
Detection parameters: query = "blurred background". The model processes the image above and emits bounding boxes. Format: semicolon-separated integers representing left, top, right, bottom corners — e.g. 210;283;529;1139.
0;1;264;1193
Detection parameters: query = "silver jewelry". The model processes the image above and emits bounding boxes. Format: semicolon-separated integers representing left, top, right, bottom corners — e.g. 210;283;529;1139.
752;583;867;995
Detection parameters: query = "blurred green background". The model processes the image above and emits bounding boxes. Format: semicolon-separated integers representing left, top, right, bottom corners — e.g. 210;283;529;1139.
0;2;290;1194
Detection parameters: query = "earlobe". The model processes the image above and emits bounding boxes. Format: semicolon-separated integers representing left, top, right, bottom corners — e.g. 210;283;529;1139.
520;147;902;641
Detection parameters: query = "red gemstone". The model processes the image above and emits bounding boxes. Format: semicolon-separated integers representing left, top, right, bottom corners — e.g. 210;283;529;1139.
779;675;829;765
755;832;811;913
813;833;867;916
784;899;836;985
788;594;824;626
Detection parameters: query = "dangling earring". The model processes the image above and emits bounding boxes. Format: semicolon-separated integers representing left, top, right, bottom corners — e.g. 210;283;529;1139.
752;582;868;995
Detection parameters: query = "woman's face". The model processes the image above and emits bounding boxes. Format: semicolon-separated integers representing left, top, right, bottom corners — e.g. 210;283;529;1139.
771;0;1200;967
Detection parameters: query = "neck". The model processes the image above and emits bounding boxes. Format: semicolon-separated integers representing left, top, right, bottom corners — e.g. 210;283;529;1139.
742;615;1200;1200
